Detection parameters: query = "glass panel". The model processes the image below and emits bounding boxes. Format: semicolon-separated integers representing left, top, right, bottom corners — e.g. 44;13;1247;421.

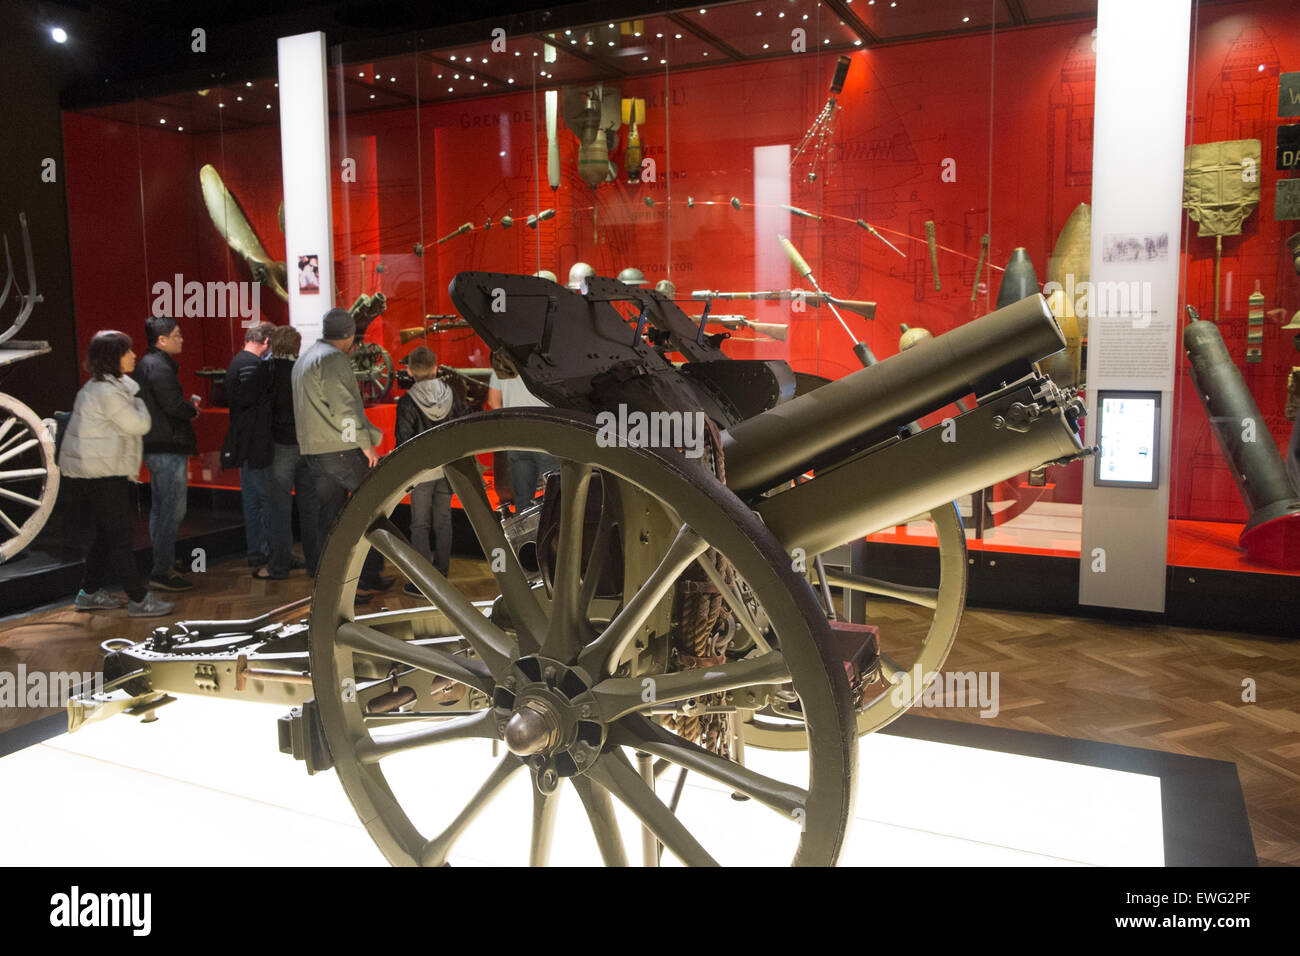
1172;0;1300;577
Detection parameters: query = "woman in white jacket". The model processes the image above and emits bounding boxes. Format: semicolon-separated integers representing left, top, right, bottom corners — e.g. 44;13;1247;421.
59;331;174;617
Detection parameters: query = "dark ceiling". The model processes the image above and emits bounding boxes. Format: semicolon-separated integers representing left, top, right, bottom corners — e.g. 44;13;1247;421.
39;0;1122;115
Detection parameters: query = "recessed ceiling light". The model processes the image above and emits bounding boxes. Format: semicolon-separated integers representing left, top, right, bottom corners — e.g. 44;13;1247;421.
236;95;243;101
514;50;520;55
469;74;475;80
50;26;67;43
499;151;506;157
609;41;615;46
1258;63;1266;71
448;87;453;92
756;9;762;15
700;8;706;13
159;118;166;124
266;103;272;108
454;73;460;79
483;81;488;86
218;103;225;108
369;94;375;99
702;51;708;56
656;32;663;38
660;58;666;64
437;74;443;78
608;23;614;28
854;39;862;45
763;43;769;49
358;71;364;77
675;33;682;39
779;11;785;16
177;126;183;131
565;29;571;35
507;77;514;83
803;13;809;19
642;55;649;60
482;58;487;63
824;38;830;44
450;55;457;60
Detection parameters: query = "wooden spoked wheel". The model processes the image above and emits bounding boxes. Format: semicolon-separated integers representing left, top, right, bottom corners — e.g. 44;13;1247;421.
741;503;968;748
0;393;59;563
308;410;858;866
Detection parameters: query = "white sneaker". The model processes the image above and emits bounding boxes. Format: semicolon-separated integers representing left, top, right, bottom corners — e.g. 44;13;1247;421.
128;592;175;618
74;589;125;612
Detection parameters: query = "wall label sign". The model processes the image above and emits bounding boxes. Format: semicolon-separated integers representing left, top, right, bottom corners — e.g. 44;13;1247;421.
1277;179;1300;221
1280;72;1300;118
1277;123;1300;171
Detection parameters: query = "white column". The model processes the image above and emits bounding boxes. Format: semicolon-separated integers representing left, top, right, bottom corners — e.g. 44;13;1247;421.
277;31;334;343
1078;0;1191;612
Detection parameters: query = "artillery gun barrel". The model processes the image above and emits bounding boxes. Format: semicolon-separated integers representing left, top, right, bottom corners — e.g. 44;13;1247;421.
722;294;1068;497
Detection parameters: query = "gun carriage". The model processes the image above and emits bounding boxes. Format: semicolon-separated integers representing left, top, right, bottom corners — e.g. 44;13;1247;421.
71;272;1086;866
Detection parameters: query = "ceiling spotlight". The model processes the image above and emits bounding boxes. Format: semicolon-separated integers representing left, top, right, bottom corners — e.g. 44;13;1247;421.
779;11;785;16
1258;63;1266;71
675;33;682;38
700;8;706;13
514;50;520;55
450;55;457;60
454;73;459;79
499;151;506;157
266;103;272;108
369;94;375;99
507;77;514;83
358;71;364;77
642;55;649;60
159;118;166;124
236;95;243;101
608;41;615;46
702;51;709;56
390;76;396;81
50;26;67;43
660;58;666;64
756;9;762;15
448;87;454;92
482;58;487;63
824;38;830;43
854;39;862;45
963;15;970;22
438;73;443;78
245;81;252;87
762;43;769;49
218;103;225;108
178;126;184;131
482;81;488;86
803;13;809;19
565;29;571;35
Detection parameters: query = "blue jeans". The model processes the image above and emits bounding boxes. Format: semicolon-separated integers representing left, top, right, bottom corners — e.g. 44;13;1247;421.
410;478;453;576
144;452;188;578
268;442;320;577
509;451;559;512
303;449;384;583
241;465;271;559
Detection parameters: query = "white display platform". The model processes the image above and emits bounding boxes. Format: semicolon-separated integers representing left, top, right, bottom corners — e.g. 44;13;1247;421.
0;697;1164;866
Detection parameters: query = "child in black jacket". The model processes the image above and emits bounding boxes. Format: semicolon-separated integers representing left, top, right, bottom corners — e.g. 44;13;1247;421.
395;347;465;585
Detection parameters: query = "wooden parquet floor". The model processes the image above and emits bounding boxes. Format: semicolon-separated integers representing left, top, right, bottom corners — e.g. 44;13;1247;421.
1;555;1296;865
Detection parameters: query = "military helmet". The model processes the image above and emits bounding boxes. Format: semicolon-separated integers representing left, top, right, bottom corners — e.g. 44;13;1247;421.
567;262;596;290
533;269;558;283
653;279;676;299
617;266;647;287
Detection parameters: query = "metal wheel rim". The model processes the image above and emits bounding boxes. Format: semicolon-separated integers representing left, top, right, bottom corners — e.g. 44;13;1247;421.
741;502;966;748
0;393;59;563
309;409;857;866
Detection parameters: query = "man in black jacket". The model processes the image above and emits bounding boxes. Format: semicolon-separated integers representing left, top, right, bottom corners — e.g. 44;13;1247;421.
224;323;276;566
133;315;199;592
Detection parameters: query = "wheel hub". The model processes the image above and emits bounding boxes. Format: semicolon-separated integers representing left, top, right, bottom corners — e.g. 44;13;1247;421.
493;655;606;789
504;699;562;756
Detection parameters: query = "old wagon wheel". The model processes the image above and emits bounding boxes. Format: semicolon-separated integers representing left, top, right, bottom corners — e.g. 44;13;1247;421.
352;343;395;403
0;393;59;562
309;409;857;866
741;503;967;748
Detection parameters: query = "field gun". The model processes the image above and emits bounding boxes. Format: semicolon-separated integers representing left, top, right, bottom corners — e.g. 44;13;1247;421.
71;272;1086;866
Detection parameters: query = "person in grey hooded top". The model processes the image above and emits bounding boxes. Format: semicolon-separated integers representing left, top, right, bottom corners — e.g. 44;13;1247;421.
394;347;465;588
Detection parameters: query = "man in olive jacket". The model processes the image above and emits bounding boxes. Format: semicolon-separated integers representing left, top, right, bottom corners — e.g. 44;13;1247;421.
133;315;198;592
292;308;389;592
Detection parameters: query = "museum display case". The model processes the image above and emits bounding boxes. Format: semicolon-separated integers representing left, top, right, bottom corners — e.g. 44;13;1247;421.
50;0;1300;609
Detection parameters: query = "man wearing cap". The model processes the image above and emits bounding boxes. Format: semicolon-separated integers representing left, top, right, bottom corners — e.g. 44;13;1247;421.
291;308;391;593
